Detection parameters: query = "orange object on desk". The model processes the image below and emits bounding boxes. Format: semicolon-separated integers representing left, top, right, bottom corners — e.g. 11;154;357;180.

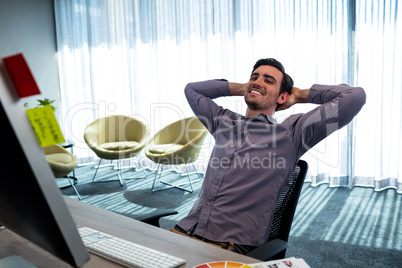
194;261;253;268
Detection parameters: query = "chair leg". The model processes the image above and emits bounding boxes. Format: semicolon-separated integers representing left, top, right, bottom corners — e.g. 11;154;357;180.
152;163;202;193
151;164;163;192
184;164;194;193
116;159;124;186
119;157;148;178
92;158;102;182
66;175;81;200
137;158;148;177
191;162;203;181
94;159;114;169
92;158;124;186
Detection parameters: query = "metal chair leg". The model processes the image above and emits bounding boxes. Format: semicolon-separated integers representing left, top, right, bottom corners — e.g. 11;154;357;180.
184;164;194;193
66;175;81;200
92;158;124;186
138;158;148;177
92;158;102;182
191;162;203;181
151;164;163;191
151;163;203;193
121;157;148;178
116;159;124;186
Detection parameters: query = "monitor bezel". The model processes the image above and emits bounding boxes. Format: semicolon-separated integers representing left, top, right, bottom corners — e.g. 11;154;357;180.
0;60;90;267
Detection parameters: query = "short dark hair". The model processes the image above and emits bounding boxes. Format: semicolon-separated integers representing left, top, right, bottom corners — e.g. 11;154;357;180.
252;58;294;95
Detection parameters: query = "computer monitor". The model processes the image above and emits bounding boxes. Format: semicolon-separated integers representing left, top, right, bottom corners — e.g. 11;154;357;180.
0;61;90;267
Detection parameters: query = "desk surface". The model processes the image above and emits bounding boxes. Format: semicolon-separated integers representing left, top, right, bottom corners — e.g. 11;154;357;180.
0;197;259;267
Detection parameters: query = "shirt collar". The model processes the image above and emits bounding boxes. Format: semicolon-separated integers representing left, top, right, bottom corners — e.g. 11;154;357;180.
244;113;277;125
264;114;278;124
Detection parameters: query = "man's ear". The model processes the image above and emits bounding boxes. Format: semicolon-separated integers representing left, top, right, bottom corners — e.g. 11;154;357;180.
276;92;289;105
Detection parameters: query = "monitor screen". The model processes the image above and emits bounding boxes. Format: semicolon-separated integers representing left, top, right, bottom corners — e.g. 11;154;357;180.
0;60;90;267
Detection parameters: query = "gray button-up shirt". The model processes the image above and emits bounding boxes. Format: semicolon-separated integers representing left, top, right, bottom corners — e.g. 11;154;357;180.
177;80;366;246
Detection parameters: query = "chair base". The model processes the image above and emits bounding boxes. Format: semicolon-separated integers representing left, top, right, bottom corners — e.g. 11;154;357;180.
92;158;148;186
151;163;203;193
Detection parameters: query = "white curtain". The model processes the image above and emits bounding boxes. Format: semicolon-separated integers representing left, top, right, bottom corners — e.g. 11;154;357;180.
351;1;402;192
54;0;402;193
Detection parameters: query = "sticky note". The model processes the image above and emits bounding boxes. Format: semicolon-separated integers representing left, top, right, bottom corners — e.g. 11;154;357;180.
26;105;65;147
2;53;41;98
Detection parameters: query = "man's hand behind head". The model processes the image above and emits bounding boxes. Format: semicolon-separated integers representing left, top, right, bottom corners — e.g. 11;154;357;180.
276;87;310;111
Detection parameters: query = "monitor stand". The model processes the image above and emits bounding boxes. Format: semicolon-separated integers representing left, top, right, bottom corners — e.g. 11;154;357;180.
0;255;37;268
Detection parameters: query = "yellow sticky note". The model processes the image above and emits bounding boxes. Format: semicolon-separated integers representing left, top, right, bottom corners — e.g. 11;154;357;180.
26;105;65;147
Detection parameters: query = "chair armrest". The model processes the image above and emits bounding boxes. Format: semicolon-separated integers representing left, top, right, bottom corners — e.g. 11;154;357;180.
246;239;288;261
135;210;178;227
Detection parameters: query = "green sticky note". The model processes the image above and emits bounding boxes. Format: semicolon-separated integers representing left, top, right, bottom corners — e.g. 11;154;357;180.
26;105;65;147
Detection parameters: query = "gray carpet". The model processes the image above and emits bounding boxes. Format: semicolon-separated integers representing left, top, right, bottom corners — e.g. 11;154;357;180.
60;163;202;230
287;185;402;267
60;163;402;267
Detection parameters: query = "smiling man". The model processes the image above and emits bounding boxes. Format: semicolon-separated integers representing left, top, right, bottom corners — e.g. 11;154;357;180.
171;58;366;255
241;59;293;116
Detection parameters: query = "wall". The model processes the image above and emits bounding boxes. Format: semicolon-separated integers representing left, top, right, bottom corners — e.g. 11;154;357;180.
0;0;61;118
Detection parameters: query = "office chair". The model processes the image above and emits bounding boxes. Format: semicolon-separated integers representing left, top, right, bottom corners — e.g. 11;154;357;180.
84;115;149;185
246;160;308;261
135;209;178;227
43;144;81;200
145;116;208;193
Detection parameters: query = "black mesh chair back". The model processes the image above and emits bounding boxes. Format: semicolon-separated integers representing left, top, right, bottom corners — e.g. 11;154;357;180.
267;160;308;257
246;160;308;261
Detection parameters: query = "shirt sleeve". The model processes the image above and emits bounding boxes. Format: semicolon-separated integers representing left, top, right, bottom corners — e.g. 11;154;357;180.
184;79;232;133
291;83;366;158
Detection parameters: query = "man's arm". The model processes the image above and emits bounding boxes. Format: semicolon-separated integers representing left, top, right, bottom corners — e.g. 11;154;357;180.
276;87;310;111
288;84;366;157
228;82;246;96
185;80;233;133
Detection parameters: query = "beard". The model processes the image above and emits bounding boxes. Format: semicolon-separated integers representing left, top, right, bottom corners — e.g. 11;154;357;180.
245;96;260;110
244;94;278;113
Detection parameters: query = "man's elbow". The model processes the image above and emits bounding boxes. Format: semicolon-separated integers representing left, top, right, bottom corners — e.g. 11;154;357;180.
184;83;192;97
354;87;367;109
184;82;195;95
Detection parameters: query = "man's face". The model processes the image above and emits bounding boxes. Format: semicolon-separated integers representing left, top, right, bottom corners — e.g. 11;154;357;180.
244;65;284;113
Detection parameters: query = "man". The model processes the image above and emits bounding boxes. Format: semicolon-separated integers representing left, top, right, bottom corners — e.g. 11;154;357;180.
171;58;366;254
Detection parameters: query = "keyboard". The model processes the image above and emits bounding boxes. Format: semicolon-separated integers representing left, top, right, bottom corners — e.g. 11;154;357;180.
78;227;186;268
